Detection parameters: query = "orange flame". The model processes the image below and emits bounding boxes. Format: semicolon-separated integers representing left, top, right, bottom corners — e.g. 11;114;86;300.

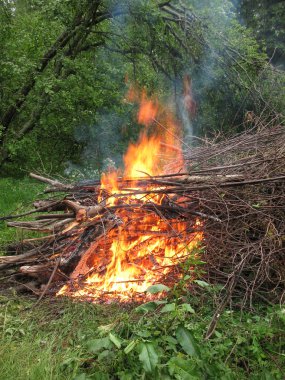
137;91;158;126
58;88;202;302
124;133;161;178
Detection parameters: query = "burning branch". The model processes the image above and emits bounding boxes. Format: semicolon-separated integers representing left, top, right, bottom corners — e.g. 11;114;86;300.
0;102;284;310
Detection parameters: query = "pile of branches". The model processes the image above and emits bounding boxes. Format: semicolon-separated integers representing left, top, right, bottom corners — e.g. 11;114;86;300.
1;118;285;310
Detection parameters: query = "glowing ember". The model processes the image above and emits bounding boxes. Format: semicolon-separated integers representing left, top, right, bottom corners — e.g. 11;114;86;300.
57;89;203;302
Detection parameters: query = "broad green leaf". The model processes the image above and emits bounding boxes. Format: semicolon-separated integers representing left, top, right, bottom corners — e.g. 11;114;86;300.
214;330;222;338
136;330;152;338
135;300;167;313
164;336;178;345
138;343;159;372
109;332;122;349
86;337;111;353
181;303;195;313
145;284;170;294
124;340;137;354
135;302;158;313
98;350;110;361
160;303;176;313
168;357;200;379
176;326;199;356
193;280;210;288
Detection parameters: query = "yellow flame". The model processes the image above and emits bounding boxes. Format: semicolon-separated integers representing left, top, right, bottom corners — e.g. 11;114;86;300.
57;89;202;301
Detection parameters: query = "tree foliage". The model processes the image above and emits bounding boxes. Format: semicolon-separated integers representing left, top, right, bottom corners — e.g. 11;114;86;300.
238;0;285;67
0;0;284;175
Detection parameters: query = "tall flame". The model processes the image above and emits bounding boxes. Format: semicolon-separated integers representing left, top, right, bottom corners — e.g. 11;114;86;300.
124;133;161;178
58;88;202;302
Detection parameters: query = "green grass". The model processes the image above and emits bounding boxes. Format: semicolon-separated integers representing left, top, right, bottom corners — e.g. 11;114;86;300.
0;177;45;252
0;296;127;380
0;177;284;379
0;295;284;380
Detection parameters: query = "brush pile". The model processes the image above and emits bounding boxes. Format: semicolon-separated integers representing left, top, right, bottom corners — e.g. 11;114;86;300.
1;118;285;306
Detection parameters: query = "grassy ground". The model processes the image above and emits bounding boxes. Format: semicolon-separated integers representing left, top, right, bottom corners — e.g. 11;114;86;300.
0;177;45;252
0;177;284;380
0;293;284;380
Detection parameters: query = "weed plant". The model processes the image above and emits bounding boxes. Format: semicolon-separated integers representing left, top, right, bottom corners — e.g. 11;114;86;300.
0;294;284;380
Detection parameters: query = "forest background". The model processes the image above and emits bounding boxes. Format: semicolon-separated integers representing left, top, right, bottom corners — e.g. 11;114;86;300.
0;0;284;178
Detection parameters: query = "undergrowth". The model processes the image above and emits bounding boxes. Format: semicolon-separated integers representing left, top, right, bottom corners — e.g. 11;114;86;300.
0;294;284;380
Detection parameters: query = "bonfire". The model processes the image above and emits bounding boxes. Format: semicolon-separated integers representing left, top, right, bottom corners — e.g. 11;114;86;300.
1;89;284;315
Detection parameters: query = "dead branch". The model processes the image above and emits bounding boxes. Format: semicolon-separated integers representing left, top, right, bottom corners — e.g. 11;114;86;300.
0;120;284;309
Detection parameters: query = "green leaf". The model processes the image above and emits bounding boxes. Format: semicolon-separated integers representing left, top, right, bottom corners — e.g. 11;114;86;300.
98;350;110;361
135;300;167;313
86;337;111;353
181;303;195;314
193;280;210;288
135;302;158;313
136;330;152;338
214;330;222;338
124;340;137;354
145;284;170;294
176;326;199;356
109;332;122;349
168;357;200;379
164;336;178;345
160;303;176;313
138;343;159;372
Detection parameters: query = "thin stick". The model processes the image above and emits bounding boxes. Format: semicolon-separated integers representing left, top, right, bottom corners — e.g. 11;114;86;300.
33;257;62;307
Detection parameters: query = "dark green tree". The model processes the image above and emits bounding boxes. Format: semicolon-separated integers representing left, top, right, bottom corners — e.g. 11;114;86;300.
237;0;285;67
0;0;275;175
